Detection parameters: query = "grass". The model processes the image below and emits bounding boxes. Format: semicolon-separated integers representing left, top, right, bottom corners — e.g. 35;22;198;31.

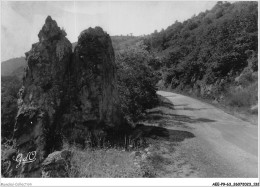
225;82;257;109
66;145;143;178
1;135;154;178
220;80;258;125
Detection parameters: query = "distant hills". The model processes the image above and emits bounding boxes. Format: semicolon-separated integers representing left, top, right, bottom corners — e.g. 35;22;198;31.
111;35;143;52
1;57;26;78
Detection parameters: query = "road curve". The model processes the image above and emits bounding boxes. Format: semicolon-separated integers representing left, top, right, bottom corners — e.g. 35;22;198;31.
157;91;258;178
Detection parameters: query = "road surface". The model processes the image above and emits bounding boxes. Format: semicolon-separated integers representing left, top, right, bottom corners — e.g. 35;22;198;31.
151;91;258;177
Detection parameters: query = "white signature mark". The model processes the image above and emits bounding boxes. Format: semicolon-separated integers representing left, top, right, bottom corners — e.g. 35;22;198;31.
13;151;37;168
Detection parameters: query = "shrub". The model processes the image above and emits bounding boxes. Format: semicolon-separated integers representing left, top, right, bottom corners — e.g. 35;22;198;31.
226;82;257;108
238;72;254;87
116;42;159;123
237;69;258;87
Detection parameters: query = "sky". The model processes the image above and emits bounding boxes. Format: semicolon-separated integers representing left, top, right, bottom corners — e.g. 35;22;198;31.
1;1;217;62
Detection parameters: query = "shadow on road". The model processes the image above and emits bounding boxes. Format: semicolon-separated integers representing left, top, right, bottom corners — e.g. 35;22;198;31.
146;111;215;124
164;95;178;98
151;95;216;125
130;123;195;178
134;124;195;143
178;107;210;111
158;95;175;110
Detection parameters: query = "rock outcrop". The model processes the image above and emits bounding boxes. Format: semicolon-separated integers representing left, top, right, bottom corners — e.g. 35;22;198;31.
3;16;123;177
74;27;118;126
62;27;123;146
3;16;72;177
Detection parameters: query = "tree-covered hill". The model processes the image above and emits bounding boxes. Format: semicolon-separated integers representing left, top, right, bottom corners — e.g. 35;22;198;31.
1;57;26;77
144;1;257;109
111;35;143;52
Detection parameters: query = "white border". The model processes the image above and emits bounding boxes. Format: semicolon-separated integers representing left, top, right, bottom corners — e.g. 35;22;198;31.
1;178;260;187
1;0;259;186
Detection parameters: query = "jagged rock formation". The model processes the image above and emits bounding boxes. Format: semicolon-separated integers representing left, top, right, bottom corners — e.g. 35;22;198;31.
61;27;124;147
2;16;123;177
3;16;72;177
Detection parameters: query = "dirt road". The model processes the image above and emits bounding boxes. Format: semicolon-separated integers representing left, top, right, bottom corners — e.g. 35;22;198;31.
143;91;258;177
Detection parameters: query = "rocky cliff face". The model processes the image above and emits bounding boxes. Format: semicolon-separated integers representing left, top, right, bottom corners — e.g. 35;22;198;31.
2;16;123;177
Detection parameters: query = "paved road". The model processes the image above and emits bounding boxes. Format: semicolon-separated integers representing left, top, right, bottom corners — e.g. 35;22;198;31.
157;91;258;177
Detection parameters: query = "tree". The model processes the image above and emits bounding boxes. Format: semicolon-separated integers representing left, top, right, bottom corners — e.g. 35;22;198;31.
115;42;159;123
1;76;22;140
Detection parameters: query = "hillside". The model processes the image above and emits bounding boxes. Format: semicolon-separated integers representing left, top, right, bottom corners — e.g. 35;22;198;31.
1;57;26;77
111;35;143;52
143;1;258;115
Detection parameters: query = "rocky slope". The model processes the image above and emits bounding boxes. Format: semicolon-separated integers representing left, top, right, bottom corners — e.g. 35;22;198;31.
2;16;122;177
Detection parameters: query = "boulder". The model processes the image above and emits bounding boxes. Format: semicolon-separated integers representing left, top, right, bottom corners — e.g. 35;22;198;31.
1;148;17;177
42;150;71;178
